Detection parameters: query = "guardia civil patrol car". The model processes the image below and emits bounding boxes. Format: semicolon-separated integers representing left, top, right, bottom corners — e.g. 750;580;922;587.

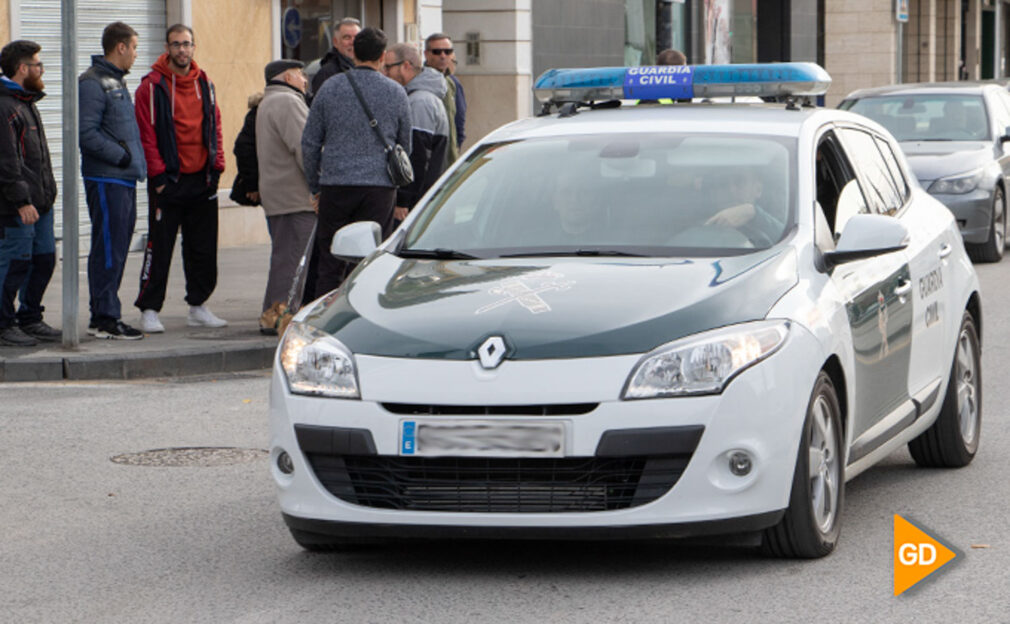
270;63;982;558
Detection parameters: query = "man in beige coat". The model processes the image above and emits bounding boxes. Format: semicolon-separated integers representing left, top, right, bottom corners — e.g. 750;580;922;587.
255;59;315;334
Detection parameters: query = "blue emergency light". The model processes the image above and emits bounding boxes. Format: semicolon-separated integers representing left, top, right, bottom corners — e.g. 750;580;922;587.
533;62;831;105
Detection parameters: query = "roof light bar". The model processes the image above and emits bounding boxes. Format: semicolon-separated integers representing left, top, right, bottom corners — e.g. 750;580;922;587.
533;62;831;105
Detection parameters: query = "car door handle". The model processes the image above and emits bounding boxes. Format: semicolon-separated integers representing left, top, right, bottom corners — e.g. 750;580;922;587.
938;243;953;259
894;280;912;297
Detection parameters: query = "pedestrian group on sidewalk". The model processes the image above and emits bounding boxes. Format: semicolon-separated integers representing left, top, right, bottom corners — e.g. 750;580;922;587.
0;18;468;345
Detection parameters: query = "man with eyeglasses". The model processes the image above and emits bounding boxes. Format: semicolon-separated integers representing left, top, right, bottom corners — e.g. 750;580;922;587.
383;43;449;223
0;40;61;347
311;17;361;96
424;33;466;164
133;23;227;334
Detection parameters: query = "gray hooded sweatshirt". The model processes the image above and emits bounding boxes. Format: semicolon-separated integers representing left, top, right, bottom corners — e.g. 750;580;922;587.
397;67;450;209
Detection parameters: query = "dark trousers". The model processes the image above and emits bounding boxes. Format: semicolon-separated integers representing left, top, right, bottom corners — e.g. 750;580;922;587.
135;173;219;312
315;185;395;296
85;179;136;323
0;208;55;328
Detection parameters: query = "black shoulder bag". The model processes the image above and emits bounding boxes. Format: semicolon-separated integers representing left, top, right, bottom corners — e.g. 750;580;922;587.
345;70;414;187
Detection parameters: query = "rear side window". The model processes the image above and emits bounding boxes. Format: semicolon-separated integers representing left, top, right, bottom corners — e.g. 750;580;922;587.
838;128;903;215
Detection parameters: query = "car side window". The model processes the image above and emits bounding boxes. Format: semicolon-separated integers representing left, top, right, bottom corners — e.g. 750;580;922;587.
873;136;910;206
993;90;1010;137
838;128;903;215
815;131;867;245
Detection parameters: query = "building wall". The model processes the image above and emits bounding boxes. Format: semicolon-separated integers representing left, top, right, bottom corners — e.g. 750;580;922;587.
0;0;9;43
443;0;533;149
532;0;624;81
824;1;898;106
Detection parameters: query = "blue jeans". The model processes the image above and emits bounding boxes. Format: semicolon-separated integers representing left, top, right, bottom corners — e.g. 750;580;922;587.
0;208;56;328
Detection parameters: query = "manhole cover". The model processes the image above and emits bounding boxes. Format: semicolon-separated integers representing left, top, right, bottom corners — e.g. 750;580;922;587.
111;447;268;467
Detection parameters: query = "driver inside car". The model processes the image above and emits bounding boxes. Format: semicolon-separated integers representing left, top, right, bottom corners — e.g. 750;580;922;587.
704;167;786;247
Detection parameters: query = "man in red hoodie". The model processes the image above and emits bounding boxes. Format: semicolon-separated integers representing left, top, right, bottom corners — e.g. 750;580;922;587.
133;24;227;333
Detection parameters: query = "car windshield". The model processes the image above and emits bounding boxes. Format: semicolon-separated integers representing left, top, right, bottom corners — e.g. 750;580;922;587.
401;132;795;258
844;94;990;142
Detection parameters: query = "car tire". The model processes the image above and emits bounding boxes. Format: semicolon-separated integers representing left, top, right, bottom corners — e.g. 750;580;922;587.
762;371;844;558
967;187;1005;263
288;528;375;553
908;310;981;468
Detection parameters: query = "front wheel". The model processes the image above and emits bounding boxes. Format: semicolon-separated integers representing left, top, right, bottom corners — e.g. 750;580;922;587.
967;187;1005;263
908;311;981;467
762;372;844;558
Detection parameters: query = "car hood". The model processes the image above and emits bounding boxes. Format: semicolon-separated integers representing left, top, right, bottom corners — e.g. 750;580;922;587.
899;141;993;182
303;248;798;360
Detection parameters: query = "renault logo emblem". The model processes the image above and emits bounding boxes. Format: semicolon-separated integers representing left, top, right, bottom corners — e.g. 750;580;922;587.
477;336;507;369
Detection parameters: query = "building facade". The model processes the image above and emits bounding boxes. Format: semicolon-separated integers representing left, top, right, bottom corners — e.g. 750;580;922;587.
3;0;1010;248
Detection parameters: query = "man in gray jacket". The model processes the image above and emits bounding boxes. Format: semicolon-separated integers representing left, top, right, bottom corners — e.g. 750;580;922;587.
302;27;411;295
255;59;314;334
384;43;449;222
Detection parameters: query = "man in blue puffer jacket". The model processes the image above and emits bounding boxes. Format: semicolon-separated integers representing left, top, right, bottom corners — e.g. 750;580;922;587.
78;22;147;340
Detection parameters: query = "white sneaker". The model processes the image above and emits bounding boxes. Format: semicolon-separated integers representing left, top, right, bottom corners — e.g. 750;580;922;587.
187;305;228;328
140;309;165;333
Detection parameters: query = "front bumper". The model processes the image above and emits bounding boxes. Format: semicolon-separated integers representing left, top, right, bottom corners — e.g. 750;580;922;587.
269;325;824;536
926;187;994;244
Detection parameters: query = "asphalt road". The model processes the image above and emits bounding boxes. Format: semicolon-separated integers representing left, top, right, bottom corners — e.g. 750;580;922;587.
4;263;1010;623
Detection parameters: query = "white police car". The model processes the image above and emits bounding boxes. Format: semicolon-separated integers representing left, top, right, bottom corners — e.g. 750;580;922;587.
270;63;982;558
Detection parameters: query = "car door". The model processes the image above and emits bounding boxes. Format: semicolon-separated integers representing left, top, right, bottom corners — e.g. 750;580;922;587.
830;126;916;459
872;132;952;414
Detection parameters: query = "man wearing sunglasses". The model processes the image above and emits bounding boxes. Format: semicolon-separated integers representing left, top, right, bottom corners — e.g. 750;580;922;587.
0;40;61;346
424;33;466;164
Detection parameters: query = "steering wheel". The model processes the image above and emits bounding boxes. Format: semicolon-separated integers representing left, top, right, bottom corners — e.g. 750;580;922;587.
667;224;756;249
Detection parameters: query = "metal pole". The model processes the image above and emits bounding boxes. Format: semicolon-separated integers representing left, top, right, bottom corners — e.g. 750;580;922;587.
61;0;79;348
897;21;904;84
996;0;1003;78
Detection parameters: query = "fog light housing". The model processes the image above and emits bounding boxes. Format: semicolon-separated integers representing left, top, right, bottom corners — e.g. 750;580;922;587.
277;451;294;475
728;451;752;476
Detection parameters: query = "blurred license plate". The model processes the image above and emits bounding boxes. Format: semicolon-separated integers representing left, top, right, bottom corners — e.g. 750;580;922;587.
400;419;565;457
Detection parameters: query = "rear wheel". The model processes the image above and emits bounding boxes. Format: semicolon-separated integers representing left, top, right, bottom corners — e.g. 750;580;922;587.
967;187;1005;263
762;372;844;558
908;311;981;468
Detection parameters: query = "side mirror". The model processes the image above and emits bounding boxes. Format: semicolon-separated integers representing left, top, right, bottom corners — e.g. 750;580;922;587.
823;213;909;268
1001;125;1010;143
330;221;382;262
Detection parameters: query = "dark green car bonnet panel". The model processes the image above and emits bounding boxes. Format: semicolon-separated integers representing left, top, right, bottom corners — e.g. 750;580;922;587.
303;249;797;360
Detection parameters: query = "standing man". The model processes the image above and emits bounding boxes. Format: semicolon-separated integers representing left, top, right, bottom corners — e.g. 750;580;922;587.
424;33;466;160
302;27;411;295
256;59;314;334
0;40;60;347
79;22;146;340
311;17;361;96
134;24;227;333
384;43;449;222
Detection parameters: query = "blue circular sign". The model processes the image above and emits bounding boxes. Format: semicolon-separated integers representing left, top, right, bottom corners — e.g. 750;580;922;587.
283;8;302;49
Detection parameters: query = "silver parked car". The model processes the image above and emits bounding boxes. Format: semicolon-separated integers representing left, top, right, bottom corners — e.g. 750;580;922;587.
840;82;1010;262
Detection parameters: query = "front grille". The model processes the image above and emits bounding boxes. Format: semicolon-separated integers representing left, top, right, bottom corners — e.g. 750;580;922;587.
304;454;689;513
381;403;598;416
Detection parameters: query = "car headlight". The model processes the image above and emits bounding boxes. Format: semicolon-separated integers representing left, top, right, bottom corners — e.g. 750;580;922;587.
927;169;983;195
279;322;360;399
622;320;790;399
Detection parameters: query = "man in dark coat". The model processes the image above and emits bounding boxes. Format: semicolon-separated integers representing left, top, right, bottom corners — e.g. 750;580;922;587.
310;17;360;96
0;40;61;346
78;22;147;340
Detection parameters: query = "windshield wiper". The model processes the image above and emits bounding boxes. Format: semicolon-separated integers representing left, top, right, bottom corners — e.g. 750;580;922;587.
500;249;646;258
398;248;479;260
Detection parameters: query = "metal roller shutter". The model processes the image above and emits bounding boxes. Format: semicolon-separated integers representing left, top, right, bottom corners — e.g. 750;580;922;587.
19;0;166;250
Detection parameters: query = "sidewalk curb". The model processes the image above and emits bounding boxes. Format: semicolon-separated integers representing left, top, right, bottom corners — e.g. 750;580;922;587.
0;340;277;382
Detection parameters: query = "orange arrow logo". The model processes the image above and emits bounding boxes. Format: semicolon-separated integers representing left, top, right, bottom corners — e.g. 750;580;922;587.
894;514;958;596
